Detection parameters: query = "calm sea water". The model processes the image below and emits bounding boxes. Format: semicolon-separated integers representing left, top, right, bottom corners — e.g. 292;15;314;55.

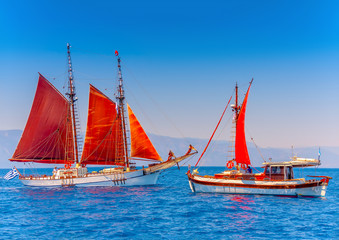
1;167;338;239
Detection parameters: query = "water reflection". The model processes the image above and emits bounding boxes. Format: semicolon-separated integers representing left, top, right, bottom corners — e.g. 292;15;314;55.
221;195;259;238
19;186;75;200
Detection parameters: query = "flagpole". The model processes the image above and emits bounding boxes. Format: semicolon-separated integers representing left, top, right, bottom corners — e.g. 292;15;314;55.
13;166;22;177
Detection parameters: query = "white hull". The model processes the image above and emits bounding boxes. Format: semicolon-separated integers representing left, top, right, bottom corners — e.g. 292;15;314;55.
18;151;197;188
20;169;160;187
188;175;328;197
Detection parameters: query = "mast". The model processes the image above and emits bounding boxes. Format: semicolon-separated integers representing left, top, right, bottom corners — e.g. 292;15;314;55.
234;83;240;122
229;83;240;164
115;51;130;168
66;43;80;164
233;79;253;166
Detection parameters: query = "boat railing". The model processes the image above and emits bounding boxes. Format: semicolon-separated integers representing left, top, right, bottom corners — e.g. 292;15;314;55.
20;174;54;180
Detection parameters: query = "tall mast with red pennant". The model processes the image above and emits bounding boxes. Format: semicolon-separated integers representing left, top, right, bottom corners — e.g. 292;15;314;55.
234;79;253;167
80;85;125;166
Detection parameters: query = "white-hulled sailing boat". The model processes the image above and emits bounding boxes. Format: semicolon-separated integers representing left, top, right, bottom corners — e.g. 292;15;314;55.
187;80;331;197
10;45;197;187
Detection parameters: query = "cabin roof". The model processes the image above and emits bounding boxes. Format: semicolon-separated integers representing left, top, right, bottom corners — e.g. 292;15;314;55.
262;158;320;168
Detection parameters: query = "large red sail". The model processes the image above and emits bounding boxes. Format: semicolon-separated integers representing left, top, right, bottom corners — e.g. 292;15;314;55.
80;85;125;166
127;104;162;161
10;74;74;164
235;83;252;166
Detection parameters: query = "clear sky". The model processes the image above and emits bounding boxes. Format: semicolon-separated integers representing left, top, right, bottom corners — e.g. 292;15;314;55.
0;0;338;148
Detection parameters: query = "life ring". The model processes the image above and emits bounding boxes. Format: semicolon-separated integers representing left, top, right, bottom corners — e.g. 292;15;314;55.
226;161;234;169
65;162;71;169
240;164;247;170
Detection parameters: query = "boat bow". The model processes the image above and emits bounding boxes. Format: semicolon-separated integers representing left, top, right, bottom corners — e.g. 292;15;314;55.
145;145;198;173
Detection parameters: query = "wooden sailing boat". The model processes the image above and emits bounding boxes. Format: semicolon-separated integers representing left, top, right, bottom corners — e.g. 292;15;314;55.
187;80;331;197
10;45;197;187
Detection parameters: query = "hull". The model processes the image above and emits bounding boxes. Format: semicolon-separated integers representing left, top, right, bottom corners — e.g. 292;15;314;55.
188;173;329;197
20;169;160;187
17;151;197;187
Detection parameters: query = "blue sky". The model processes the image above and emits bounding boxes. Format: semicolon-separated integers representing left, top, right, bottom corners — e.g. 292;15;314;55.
0;0;338;148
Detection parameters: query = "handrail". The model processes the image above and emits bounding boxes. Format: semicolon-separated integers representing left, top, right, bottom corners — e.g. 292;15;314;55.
307;175;332;179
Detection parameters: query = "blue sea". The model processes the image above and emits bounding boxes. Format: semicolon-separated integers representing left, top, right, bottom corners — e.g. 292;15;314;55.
1;167;338;239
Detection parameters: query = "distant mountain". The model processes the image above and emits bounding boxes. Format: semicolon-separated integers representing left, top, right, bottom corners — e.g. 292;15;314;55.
0;130;338;168
148;134;339;168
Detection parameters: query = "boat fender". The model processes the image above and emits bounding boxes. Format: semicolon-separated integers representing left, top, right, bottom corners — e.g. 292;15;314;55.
226;161;234;169
65;162;71;169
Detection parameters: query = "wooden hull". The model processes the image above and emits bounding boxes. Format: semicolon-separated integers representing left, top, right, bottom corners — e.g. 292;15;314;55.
20;169;160;187
187;172;329;197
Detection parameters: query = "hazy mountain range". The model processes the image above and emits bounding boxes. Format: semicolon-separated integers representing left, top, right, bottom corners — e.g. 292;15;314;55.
1;130;338;168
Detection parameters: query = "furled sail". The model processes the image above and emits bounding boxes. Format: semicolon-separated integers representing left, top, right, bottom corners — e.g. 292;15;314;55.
10;74;74;163
80;85;125;166
127;104;162;161
235;83;252;166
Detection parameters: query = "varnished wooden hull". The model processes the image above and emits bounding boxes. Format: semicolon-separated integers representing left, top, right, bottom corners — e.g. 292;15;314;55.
187;172;329;197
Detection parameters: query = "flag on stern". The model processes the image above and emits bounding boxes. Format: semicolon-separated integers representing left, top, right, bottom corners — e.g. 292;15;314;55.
4;167;19;180
318;148;321;161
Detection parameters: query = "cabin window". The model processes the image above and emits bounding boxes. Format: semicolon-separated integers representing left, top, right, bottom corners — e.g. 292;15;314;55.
268;166;285;180
286;166;293;179
271;167;282;174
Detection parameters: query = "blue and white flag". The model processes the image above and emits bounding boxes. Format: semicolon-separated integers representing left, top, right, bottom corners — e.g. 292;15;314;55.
318;148;321;161
4;167;19;180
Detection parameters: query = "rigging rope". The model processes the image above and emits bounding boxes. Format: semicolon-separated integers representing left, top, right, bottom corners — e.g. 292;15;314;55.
196;113;233;169
122;64;192;144
250;137;266;163
246;128;265;173
194;95;233;168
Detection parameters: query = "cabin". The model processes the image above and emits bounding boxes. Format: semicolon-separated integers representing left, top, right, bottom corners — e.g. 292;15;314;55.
263;157;320;181
263;163;294;181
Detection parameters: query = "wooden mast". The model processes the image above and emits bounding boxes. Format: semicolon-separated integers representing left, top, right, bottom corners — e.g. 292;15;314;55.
234;83;240;120
115;51;130;169
233;79;253;166
230;83;240;165
66;43;79;164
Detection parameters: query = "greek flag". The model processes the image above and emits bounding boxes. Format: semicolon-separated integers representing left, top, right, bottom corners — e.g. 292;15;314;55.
4;167;19;180
318;148;321;161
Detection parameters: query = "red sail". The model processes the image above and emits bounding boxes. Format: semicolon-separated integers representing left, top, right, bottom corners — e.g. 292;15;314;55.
128;104;162;161
10;74;74;164
80;85;125;166
235;84;252;166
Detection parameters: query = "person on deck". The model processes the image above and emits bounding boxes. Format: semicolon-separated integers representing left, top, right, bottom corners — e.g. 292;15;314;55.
246;165;252;174
236;164;240;173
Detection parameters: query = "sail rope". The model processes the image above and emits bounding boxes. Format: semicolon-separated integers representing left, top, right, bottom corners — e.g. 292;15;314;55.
245;126;265;173
15;130;58;161
250;137;266;162
26;162;39;176
194;95;233;168
122;64;192;145
195;113;233;169
124;84;160;134
81;117;118;162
